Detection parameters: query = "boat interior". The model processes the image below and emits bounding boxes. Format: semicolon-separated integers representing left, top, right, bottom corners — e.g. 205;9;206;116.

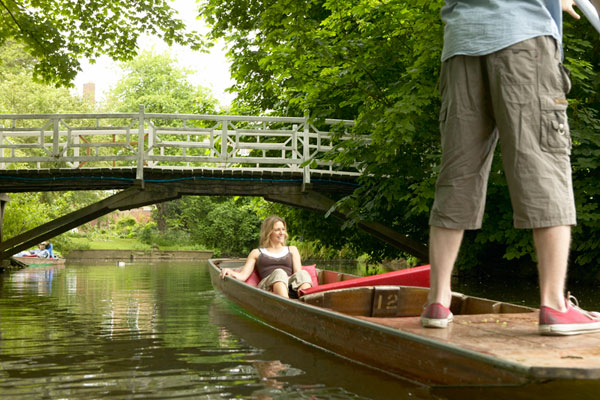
300;285;535;318
216;260;535;318
303;269;535;318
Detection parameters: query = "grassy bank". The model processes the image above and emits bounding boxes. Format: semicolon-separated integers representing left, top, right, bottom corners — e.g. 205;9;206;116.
68;237;206;251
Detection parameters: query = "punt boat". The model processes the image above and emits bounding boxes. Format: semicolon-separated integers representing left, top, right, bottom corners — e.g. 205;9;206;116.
11;256;66;268
209;258;600;387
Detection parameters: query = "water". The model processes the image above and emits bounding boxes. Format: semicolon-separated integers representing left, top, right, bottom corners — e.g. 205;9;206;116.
1;261;599;399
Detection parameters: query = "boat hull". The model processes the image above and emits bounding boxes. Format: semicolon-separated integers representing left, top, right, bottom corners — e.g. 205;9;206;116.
12;256;66;268
209;259;594;386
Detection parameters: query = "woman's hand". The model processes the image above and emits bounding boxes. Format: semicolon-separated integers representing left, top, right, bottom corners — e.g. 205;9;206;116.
221;249;260;281
220;268;238;280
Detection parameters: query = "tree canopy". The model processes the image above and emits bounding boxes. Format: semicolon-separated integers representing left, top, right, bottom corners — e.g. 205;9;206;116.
0;41;92;113
105;50;219;114
201;0;600;275
0;0;202;86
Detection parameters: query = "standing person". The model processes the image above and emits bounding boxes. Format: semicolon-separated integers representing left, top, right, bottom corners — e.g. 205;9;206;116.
219;216;312;298
422;0;600;335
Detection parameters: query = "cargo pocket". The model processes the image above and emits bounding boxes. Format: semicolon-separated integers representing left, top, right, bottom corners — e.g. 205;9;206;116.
540;95;571;154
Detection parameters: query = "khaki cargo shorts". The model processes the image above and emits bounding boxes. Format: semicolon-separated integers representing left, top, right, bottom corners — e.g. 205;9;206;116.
429;35;576;230
258;268;312;291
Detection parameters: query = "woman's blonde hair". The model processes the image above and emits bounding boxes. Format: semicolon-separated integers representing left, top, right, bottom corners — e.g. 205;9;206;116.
259;216;288;248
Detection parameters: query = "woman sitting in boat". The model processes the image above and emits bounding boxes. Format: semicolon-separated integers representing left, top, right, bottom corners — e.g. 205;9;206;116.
219;216;313;298
15;241;53;258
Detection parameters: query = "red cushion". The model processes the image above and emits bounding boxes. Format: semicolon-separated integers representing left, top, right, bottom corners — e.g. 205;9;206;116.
243;264;319;288
302;264;319;288
244;269;261;286
299;264;430;296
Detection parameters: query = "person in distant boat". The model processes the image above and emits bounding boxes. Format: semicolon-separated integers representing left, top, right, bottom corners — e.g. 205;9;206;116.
219;216;312;298
423;0;600;336
15;241;52;258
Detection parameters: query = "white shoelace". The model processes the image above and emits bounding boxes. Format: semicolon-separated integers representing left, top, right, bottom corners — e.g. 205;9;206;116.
567;292;600;320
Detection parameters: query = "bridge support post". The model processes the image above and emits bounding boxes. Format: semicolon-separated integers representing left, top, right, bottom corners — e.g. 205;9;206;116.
302;113;311;185
136;104;145;185
0;193;9;244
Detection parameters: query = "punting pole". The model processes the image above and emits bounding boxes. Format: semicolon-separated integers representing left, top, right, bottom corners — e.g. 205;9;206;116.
575;0;600;34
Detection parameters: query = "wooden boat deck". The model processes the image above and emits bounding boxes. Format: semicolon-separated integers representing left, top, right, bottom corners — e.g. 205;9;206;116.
357;312;600;376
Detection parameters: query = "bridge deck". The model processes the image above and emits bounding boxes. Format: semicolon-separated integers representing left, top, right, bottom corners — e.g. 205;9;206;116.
0;167;358;194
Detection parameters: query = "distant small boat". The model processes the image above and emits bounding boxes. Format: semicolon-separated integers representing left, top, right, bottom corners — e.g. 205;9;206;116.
11;256;66;268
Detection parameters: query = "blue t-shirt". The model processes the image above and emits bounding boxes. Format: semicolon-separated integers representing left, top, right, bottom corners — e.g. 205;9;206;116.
441;0;562;61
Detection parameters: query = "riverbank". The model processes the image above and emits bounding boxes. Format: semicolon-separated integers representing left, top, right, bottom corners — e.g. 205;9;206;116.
67;249;213;262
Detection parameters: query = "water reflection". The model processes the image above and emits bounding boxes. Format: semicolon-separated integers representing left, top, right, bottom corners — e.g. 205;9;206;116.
209;297;427;399
8;264;63;296
2;261;598;399
0;262;426;399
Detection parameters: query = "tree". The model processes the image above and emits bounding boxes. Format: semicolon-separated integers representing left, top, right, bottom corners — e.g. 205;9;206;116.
0;0;202;86
147;196;261;256
201;0;600;275
105;50;219;114
0;41;93;113
201;0;443;262
2;192;52;239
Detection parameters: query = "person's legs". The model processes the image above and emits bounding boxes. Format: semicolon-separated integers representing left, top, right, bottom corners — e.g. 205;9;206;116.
534;226;600;336
258;269;290;298
425;54;495;329
272;281;289;298
421;226;464;328
534;225;570;312
536;226;600;335
428;226;464;307
289;269;312;293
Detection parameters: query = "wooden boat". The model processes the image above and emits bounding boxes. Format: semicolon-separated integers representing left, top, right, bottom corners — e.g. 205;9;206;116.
209;258;600;388
11;256;66;268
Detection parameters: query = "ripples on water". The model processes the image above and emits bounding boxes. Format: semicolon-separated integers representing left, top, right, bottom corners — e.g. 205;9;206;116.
0;262;426;399
2;262;599;400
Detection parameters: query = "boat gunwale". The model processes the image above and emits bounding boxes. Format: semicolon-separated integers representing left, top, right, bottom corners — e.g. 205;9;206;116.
11;256;66;267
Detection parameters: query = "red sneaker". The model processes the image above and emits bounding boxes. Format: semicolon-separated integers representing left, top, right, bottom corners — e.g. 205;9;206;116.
421;303;453;328
539;294;600;336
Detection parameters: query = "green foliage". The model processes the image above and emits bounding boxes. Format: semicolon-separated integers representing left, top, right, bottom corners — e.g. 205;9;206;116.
0;41;93;113
116;216;137;237
0;0;202;86
2;192;52;238
202;0;600;276
2;190;115;256
250;197;398;263
105;50;219;114
565;18;600;272
177;196;261;256
139;196;261;255
138;222;159;245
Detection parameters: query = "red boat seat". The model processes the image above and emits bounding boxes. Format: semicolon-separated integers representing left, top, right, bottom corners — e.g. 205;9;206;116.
244;264;319;288
299;264;430;297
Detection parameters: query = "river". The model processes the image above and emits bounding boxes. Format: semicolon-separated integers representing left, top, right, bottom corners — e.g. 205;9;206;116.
0;261;598;399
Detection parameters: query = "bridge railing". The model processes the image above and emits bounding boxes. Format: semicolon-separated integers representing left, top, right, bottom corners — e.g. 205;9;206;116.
0;107;367;183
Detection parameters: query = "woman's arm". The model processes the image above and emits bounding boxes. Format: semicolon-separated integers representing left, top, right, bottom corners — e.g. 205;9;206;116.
220;249;259;281
290;246;303;273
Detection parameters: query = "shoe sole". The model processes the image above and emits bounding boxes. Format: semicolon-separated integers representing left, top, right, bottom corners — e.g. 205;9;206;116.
421;315;453;329
539;321;600;336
